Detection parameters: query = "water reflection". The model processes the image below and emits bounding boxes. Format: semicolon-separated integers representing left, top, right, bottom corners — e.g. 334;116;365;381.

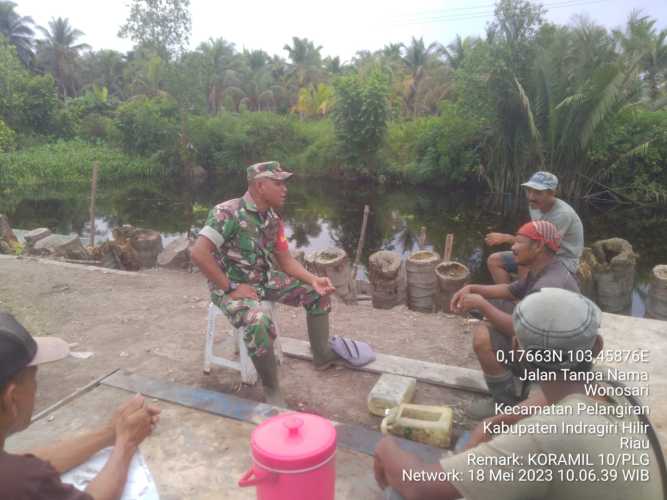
4;177;667;317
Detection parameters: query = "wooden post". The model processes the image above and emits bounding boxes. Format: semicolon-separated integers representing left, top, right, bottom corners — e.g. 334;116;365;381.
443;233;454;262
89;162;99;247
351;205;371;299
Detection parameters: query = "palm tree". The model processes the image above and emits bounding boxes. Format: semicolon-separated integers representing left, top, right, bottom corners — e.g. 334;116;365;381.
613;11;667;100
195;38;241;114
401;37;443;117
323;55;343;75
36;17;90;98
381;43;403;61
295;83;334;118
80;49;126;98
0;1;34;66
444;35;479;69
283;37;323;88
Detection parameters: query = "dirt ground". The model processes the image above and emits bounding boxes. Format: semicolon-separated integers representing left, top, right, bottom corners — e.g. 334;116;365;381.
0;255;484;443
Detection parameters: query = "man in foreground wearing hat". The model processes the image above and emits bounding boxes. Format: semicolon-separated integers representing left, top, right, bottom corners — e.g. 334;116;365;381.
485;171;584;284
0;312;160;499
375;288;665;499
450;220;579;414
191;161;340;407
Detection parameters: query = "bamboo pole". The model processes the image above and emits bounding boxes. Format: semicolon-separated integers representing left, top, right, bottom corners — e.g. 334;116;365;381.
351;205;371;299
443;233;454;262
89;162;99;247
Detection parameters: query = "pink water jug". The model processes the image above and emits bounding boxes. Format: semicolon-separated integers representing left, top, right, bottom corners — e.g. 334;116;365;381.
238;412;337;500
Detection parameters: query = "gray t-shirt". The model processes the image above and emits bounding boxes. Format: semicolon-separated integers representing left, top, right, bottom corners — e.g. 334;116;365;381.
509;259;580;300
530;198;584;273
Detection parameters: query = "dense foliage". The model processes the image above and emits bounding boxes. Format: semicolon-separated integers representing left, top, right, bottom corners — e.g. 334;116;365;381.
0;139;160;186
1;0;666;205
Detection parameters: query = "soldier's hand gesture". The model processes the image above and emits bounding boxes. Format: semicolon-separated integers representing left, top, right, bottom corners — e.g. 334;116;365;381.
312;276;336;296
230;284;259;300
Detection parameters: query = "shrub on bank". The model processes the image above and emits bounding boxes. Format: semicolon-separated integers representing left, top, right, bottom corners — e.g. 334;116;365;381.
588;108;667;204
188;111;332;176
115;95;180;156
0;119;16;153
381;102;482;186
0;140;160;186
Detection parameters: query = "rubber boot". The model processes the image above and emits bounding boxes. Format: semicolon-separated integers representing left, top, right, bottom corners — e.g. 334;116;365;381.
251;346;287;407
306;313;340;370
468;371;521;419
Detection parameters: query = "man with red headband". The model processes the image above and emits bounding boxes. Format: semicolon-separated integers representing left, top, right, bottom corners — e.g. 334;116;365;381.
450;220;579;416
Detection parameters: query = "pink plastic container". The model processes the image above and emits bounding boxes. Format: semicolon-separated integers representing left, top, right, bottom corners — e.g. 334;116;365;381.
238;412;337;500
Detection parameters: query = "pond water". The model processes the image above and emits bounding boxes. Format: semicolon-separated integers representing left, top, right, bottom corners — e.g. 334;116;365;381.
4;176;667;317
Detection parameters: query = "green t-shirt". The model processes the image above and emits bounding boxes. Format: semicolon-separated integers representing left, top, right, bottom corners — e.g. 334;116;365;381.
440;393;663;500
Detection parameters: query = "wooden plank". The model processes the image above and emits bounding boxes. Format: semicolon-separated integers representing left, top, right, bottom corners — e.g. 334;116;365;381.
281;337;488;395
0;255;141;276
102;370;446;463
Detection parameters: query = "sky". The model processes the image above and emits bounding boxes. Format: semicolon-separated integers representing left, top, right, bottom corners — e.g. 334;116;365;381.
14;0;667;61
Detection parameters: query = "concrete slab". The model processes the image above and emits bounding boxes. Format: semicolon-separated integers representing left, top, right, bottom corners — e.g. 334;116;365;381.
599;313;667;452
7;385;384;500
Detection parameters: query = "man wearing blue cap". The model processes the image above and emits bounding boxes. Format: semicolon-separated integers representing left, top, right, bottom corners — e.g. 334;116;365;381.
486;171;584;284
374;288;665;500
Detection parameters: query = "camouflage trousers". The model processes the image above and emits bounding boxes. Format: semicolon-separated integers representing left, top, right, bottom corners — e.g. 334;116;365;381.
212;270;331;359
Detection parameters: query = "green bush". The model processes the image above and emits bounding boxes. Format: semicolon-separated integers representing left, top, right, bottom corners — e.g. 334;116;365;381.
188;112;318;175
77;113;118;142
589;108;667;204
0;119;16;153
0;140;161;186
0;39;61;136
239;112;309;164
382;102;482;185
332;71;390;173
188;113;245;172
291;119;338;176
115;95;180;156
381;118;437;180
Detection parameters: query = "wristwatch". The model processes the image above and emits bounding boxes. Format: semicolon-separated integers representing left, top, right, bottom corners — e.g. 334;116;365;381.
225;281;239;293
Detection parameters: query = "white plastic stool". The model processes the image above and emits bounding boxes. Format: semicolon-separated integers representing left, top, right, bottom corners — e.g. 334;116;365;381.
203;301;283;385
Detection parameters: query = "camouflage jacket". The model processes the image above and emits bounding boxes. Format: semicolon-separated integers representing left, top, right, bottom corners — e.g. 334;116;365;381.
199;192;288;297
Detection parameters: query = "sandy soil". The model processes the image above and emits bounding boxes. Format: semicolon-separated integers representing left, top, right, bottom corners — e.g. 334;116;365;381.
0;256;484;442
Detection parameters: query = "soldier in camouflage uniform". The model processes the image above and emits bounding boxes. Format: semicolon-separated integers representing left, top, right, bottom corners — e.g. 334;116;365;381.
190;161;340;406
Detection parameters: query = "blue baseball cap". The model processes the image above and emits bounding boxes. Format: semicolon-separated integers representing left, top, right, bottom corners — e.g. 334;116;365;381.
522;171;558;191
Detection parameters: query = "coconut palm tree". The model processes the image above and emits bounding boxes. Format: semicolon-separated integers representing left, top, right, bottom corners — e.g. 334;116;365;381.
613;11;667;100
400;37;443;117
283;36;323;88
444;35;479;69
0;1;34;66
80;49;126;98
36;17;90;98
194;38;242;114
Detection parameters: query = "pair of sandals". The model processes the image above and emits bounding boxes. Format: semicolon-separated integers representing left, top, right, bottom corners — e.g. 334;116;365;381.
329;336;375;367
